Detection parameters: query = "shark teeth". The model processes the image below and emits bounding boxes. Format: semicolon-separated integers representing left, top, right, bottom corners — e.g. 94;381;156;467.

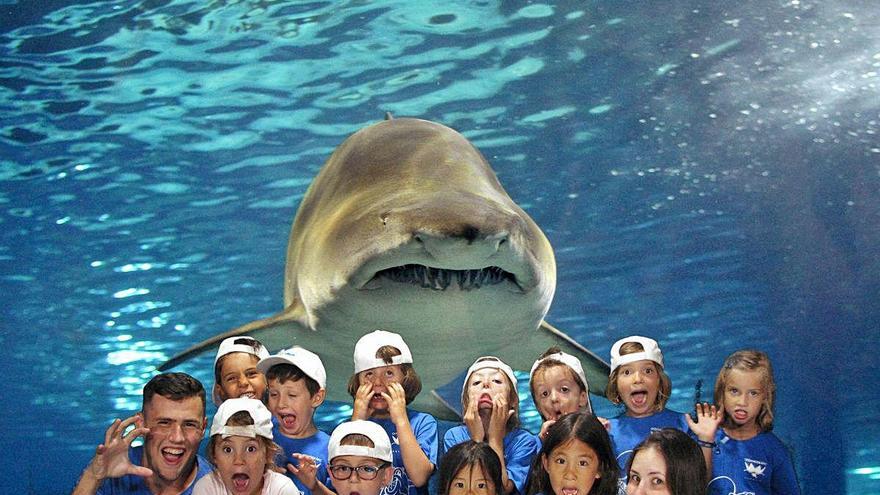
374;264;518;291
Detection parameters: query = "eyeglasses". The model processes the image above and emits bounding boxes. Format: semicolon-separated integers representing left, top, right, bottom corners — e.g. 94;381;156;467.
328;463;388;480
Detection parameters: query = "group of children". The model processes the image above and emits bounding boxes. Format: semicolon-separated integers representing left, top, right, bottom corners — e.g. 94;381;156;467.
197;331;800;495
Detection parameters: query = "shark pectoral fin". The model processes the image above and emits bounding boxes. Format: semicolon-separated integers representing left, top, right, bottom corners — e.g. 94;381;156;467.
157;305;308;372
425;390;464;421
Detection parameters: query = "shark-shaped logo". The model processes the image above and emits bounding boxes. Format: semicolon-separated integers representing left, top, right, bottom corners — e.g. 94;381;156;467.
745;461;767;478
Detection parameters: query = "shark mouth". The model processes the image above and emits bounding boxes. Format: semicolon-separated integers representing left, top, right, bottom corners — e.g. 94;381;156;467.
371;264;521;291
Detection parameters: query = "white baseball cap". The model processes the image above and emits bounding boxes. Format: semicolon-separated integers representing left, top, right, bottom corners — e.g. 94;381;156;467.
610;335;664;373
461;356;517;395
214;336;270;367
353;330;413;373
210;397;273;440
257;346;327;390
327;420;393;463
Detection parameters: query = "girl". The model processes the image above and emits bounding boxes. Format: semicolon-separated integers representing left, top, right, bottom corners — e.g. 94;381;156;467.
526;413;619;495
194;397;298;495
707;350;800;495
625;429;707;495
529;347;593;440
443;356;541;495
438;441;504;495
604;336;719;473
213;336;270;405
348;330;437;495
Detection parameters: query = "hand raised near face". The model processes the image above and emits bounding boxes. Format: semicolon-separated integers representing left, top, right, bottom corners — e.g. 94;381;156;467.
352;383;375;420
380;382;409;425
463;394;485;442
89;415;154;481
686;402;724;442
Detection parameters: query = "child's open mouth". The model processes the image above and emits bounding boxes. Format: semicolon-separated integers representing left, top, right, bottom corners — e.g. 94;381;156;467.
478;393;494;407
161;447;184;464
561;487;579;495
733;409;749;421
629;391;648;407
232;473;250;491
281;413;298;430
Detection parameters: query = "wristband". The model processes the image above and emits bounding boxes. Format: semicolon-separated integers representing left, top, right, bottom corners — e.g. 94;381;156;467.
695;438;716;449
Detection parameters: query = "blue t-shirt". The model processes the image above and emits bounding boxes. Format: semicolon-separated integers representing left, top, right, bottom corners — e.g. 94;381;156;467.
607;408;689;472
443;426;540;495
369;409;439;495
96;445;212;495
272;421;330;495
708;429;801;495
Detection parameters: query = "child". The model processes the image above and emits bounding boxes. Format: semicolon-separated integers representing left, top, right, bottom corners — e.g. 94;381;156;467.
257;346;330;495
348;330;437;495
327;420;396;495
213;336;270;405
707;350;800;495
443;356;541;495
526;413;619;495
604;336;719;475
437;441;504;495
529;347;593;440
626;429;706;495
193;397;299;495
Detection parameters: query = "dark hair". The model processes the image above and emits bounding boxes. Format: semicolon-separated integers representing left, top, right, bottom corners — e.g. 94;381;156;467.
143;372;206;415
206;410;281;471
714;349;776;432
527;413;619;495
438;441;504;495
625;429;706;495
604;341;672;411
267;363;321;396
347;345;423;403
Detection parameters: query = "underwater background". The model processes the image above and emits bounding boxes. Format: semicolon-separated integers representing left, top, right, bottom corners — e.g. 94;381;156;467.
1;1;878;493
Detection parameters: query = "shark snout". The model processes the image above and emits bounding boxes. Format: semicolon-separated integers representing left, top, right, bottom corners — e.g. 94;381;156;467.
413;230;508;264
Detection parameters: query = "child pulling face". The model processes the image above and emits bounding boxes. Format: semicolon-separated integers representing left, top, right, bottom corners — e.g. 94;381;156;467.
529;413;619;495
327;421;394;495
213;337;270;405
530;348;592;439
438;441;503;495
197;397;298;495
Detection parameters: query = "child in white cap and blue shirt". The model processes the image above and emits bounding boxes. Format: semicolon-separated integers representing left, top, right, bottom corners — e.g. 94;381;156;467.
443;356;541;495
347;330;438;495
604;335;721;480
257;346;331;495
326;421;395;495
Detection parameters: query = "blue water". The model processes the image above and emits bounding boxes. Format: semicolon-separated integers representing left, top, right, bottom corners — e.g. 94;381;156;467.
2;1;878;493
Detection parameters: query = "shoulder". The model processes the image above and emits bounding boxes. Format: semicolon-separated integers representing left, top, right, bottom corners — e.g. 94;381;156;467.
192;472;225;494
264;470;300;494
505;428;541;451
406;408;437;424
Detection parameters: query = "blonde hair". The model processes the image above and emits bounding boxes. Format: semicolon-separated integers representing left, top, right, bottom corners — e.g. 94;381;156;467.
347;345;422;403
206;410;281;470
604;341;671;412
460;357;520;431
714;349;776;432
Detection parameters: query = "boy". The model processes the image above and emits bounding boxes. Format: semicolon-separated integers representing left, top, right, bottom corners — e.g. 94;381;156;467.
257;346;330;495
213;336;270;405
327;421;396;495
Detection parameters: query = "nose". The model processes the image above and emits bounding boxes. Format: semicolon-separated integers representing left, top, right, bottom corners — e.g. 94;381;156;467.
550;390;560;403
632;371;643;384
168;423;184;443
233;449;245;465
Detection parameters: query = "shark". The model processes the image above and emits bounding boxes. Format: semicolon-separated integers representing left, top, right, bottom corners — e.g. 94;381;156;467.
160;117;609;419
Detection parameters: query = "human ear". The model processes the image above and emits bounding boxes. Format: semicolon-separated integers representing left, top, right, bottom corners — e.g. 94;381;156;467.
311;389;326;408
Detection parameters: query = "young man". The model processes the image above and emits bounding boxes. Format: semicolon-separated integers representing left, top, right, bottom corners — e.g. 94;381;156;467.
73;372;212;495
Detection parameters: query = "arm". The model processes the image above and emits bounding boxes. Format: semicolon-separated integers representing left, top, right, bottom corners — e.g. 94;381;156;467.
72;416;153;495
685;403;723;483
383;384;435;487
486;395;515;494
